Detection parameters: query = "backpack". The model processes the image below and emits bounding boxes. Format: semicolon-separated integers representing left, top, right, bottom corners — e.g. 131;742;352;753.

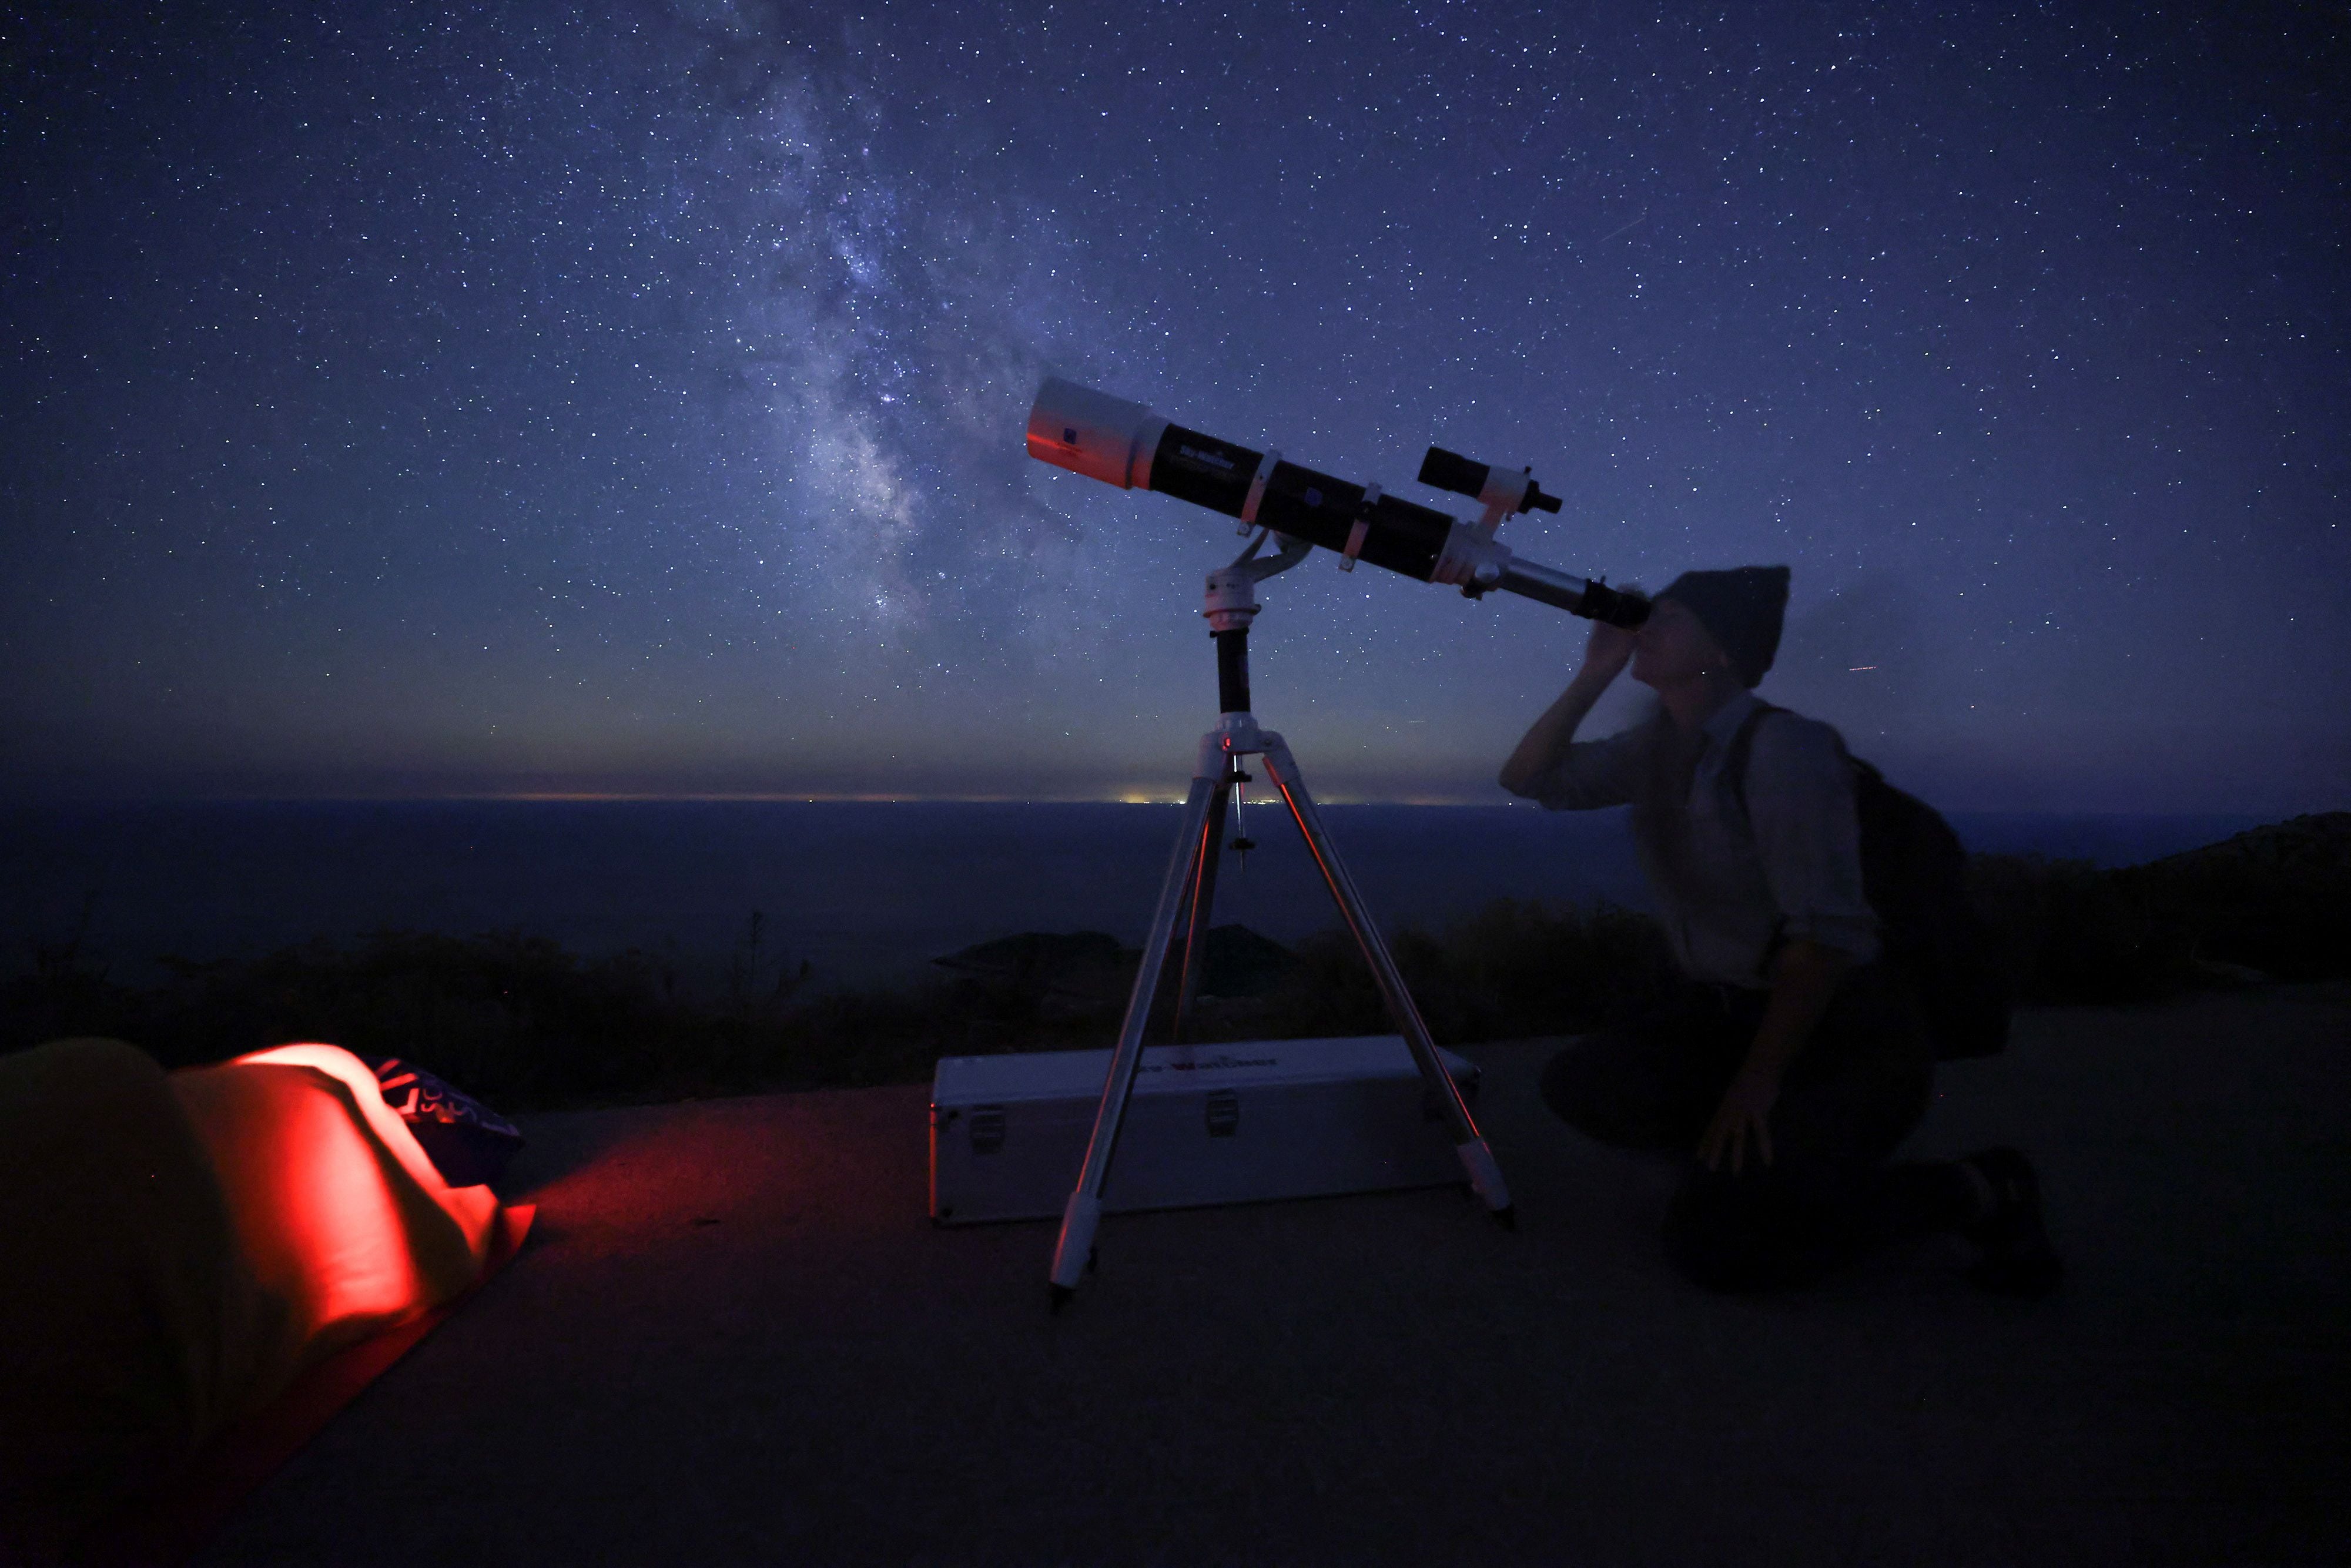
1723;702;2012;1061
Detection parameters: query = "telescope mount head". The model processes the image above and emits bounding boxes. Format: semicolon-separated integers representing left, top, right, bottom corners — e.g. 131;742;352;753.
1203;527;1310;632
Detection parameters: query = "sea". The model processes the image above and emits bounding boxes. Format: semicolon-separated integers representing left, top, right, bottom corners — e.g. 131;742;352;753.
2;802;2268;994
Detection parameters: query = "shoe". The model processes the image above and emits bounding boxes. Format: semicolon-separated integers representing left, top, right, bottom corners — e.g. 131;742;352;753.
1960;1148;2064;1298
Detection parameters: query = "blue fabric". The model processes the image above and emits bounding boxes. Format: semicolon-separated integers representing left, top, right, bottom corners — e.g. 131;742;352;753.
357;1056;523;1189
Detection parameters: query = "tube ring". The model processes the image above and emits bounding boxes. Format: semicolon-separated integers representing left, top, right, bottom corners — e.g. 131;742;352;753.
1337;484;1381;572
1239;450;1281;527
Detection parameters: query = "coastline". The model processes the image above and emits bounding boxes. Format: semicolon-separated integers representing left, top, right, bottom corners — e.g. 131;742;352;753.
2;799;2275;993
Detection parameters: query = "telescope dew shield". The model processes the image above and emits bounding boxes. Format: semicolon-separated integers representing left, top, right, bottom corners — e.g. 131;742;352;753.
1025;379;1168;490
1026;376;1648;628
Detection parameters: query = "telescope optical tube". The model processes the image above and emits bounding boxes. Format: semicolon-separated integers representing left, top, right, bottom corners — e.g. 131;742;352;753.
1026;377;1647;627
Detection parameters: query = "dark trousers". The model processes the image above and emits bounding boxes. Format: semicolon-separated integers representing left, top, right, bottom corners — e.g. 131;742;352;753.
1541;963;1980;1292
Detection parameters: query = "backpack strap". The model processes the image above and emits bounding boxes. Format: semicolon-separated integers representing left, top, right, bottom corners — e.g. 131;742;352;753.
1718;699;1792;980
1720;698;1787;831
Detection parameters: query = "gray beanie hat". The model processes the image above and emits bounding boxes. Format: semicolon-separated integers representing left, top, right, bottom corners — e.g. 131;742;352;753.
1656;566;1791;688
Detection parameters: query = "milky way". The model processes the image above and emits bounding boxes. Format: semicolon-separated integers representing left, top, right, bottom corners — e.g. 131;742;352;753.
4;3;2343;810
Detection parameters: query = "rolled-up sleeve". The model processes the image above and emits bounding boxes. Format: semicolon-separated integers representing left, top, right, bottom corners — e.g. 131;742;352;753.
1511;723;1649;810
1744;716;1880;964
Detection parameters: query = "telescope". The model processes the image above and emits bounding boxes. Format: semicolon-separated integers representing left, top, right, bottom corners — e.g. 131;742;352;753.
1021;377;1598;1308
1024;377;1649;628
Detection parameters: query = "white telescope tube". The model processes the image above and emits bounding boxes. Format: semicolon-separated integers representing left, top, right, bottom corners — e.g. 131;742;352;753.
1026;377;1168;490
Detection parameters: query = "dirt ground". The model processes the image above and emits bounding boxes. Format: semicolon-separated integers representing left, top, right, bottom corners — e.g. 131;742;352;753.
199;982;2350;1566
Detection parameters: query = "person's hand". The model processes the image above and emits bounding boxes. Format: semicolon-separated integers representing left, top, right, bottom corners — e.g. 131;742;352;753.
1697;1064;1780;1174
1578;586;1640;682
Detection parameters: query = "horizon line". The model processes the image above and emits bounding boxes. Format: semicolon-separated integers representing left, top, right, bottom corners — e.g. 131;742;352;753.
0;790;1521;808
0;792;2309;819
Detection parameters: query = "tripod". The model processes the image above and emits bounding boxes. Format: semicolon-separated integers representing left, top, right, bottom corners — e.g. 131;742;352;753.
1049;531;1516;1311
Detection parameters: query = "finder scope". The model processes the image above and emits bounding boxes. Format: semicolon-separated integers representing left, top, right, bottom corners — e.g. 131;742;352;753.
1024;377;1647;628
1418;446;1561;517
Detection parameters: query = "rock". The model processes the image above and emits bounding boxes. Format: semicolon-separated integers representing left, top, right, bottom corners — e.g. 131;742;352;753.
2116;812;2351;983
931;931;1127;990
1188;924;1304;999
2138;812;2351;880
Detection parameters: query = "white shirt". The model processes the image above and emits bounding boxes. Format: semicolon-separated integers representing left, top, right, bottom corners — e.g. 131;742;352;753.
1510;688;1881;987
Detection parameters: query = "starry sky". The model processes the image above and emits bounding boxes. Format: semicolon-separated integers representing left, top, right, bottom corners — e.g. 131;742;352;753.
5;2;2345;812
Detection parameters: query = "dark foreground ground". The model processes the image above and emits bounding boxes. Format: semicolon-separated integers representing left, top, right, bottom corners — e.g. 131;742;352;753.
200;984;2351;1567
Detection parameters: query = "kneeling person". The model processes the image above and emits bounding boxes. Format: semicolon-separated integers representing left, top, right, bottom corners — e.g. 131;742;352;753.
1499;566;2059;1295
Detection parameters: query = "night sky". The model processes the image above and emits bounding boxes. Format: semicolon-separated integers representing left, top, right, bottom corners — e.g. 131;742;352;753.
6;2;2344;813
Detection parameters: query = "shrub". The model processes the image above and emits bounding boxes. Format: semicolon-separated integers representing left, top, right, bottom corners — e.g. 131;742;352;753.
1178;897;1677;1048
7;815;2342;1106
1965;853;2198;1006
2114;812;2351;982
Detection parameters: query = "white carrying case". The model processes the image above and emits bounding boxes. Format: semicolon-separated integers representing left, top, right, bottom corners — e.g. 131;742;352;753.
929;1035;1481;1225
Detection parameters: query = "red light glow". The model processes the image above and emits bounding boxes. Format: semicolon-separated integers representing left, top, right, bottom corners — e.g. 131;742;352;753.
170;1044;503;1377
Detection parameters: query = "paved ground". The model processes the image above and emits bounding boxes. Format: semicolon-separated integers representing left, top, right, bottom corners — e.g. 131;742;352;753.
199;984;2351;1566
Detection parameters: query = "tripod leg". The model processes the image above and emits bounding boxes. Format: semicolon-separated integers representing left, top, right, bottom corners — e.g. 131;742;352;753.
1168;775;1234;1044
1258;735;1516;1228
1050;755;1224;1308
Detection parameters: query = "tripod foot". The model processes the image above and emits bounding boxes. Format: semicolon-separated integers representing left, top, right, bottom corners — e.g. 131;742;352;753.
1049;1284;1073;1315
1455;1137;1513;1217
1492;1204;1517;1233
1050;1191;1102;1291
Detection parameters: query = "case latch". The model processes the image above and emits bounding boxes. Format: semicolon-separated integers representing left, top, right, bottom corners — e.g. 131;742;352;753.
1205;1089;1240;1138
970;1106;1006;1154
